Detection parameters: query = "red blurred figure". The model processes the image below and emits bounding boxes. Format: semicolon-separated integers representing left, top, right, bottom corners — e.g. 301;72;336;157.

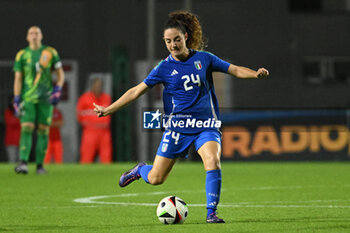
4;96;21;163
44;107;63;164
77;78;112;163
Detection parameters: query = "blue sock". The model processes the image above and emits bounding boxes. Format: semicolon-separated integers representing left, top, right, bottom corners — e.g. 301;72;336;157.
139;165;153;184
206;169;222;217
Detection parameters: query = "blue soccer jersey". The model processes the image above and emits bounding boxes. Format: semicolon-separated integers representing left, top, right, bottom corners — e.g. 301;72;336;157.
143;50;230;134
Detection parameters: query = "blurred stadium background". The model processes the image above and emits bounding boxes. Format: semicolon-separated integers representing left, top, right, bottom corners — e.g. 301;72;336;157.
1;0;350;163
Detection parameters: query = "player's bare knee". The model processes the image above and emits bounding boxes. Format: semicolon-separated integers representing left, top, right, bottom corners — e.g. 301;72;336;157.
21;122;35;131
204;157;221;170
149;176;166;185
38;124;50;133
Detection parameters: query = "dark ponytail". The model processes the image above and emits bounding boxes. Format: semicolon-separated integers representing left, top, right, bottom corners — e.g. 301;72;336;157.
164;11;205;50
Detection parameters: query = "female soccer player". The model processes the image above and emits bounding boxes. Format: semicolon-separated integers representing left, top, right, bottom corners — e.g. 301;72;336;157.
94;11;269;223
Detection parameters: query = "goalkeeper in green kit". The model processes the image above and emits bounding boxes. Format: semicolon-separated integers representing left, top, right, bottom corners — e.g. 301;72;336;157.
13;26;65;174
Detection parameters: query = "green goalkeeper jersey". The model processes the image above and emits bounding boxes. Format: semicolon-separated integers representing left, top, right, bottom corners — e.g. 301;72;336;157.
13;45;62;103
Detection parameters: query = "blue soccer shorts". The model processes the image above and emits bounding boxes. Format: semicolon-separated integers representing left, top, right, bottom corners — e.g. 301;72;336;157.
156;129;222;159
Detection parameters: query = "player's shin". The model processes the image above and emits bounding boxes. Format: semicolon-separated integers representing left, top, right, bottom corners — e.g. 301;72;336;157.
19;126;34;162
35;129;49;165
205;169;222;216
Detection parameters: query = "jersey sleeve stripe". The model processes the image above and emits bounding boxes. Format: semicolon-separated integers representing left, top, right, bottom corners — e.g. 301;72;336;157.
15;49;25;61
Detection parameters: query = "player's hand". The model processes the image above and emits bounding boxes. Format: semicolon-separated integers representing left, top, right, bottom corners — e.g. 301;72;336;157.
50;86;62;105
13;95;21;117
256;68;269;79
93;103;106;117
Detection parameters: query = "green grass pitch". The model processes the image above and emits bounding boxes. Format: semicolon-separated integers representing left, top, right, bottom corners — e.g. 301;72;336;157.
1;162;350;233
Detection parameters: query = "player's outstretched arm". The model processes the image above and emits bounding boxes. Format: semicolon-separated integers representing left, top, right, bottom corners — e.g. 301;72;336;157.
228;64;269;79
94;82;149;117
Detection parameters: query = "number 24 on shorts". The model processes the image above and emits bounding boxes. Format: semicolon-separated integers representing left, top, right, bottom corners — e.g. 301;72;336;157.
163;131;180;145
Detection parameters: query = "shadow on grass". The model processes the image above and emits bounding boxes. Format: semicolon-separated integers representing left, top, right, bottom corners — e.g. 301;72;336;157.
114;220;226;229
112;216;350;229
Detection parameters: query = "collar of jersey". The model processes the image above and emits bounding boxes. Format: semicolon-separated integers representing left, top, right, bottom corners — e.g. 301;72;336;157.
27;45;44;51
169;49;196;63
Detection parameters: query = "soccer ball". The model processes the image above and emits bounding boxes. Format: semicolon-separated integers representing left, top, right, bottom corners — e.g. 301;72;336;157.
156;196;189;224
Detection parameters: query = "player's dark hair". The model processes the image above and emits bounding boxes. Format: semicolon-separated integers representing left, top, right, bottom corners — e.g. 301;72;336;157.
164;11;205;50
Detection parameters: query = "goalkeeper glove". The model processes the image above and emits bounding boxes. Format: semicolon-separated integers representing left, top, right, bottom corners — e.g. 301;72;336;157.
50;86;62;105
13;95;21;117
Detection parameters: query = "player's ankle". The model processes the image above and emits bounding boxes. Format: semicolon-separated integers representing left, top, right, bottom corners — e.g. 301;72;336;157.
20;160;28;165
207;208;216;217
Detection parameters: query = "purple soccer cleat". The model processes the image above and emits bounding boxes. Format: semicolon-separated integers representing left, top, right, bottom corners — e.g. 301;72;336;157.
119;162;146;187
206;212;225;223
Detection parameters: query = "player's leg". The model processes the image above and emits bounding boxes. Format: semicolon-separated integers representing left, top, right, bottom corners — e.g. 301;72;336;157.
98;130;112;164
119;155;176;187
80;129;97;163
144;130;193;185
144;155;177;185
146;129;194;185
36;103;53;174
36;124;50;173
197;141;221;170
195;130;224;223
15;101;35;174
15;122;34;174
119;129;191;187
19;122;35;161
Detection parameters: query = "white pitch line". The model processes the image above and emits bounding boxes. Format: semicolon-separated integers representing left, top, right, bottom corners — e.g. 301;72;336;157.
73;190;350;209
3;203;350;210
0;205;105;209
